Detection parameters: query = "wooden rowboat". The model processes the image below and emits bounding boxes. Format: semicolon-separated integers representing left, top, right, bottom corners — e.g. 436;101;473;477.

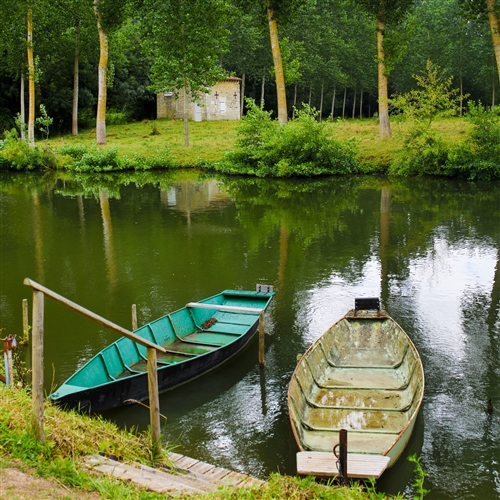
49;288;275;413
288;298;424;479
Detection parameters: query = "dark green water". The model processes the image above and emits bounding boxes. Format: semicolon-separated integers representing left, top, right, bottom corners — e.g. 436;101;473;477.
1;170;499;499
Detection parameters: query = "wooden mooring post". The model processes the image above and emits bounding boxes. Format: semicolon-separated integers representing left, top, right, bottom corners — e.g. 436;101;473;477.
22;298;29;343
258;311;265;366
333;429;349;485
132;304;138;331
23;278;165;451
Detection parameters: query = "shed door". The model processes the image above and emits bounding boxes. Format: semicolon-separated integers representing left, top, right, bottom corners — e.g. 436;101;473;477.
194;103;202;122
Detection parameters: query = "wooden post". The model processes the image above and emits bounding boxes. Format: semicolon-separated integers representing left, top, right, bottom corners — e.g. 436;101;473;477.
32;290;45;444
147;347;161;453
22;299;29;343
3;337;13;387
258;311;265;366
132;304;137;331
333;429;348;486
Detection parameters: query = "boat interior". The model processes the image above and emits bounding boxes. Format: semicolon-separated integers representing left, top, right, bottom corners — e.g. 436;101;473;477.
289;316;424;455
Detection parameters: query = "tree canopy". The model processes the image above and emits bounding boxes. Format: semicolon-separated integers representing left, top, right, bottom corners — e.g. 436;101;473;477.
0;0;498;137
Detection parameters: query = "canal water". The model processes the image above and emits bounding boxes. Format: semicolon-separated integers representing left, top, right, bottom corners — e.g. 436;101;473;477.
0;170;499;499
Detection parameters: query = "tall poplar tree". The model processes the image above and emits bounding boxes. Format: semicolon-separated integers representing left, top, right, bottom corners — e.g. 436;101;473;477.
355;0;415;137
92;0;125;145
266;0;288;124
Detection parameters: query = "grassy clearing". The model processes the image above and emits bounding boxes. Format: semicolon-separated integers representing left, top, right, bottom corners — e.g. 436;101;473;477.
0;387;403;499
49;119;240;167
46;116;471;169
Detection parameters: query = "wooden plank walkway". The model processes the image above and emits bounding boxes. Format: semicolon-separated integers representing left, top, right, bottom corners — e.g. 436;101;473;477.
84;452;265;496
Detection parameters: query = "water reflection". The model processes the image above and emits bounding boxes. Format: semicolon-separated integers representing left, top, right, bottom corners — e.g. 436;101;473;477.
0;171;499;499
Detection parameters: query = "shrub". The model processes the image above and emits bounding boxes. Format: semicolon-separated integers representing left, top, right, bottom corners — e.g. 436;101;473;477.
106;111;129;125
0;129;58;170
445;102;500;180
389;125;449;176
58;144;173;172
213;99;359;177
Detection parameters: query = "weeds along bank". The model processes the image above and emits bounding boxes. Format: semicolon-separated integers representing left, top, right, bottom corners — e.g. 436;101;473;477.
1;387;413;499
1;101;499;180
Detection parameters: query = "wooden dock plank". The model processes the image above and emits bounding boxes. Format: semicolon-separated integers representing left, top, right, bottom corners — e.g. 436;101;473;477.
188;461;217;475
171;455;200;470
297;452;390;479
84;453;265;496
201;466;231;481
83;455;214;495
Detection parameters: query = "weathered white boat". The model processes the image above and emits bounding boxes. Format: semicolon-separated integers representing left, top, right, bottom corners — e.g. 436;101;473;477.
288;298;424;479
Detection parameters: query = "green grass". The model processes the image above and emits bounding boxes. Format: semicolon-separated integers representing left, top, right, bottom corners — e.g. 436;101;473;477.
49;119;240;167
46;116;471;169
0;387;404;499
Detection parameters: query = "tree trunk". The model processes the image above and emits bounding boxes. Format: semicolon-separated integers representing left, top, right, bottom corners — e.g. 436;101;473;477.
459;72;463;116
308;84;312;106
376;16;391;138
266;0;287;124
183;82;189;147
20;72;26;140
352;87;357;119
493;77;496;110
27;5;35;148
331;85;336;119
319;81;324;121
359;88;364;118
72;19;80;136
342;87;347;119
260;69;265;108
487;0;500;82
94;0;108;145
240;72;245;118
293;82;298;108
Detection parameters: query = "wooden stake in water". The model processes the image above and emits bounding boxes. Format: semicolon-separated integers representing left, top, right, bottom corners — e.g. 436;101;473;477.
259;311;265;366
22;299;29;343
132;304;137;331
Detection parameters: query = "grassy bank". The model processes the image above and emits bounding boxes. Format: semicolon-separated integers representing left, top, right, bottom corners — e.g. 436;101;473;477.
45;116;470;168
1;387;405;499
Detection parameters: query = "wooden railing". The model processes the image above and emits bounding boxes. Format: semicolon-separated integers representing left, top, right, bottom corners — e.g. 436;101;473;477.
23;278;164;449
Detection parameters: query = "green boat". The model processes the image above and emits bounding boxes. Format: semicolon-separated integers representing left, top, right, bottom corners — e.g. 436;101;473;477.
49;288;275;413
288;298;424;479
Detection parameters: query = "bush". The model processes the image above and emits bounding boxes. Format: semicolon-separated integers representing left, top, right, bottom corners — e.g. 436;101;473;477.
106;110;130;125
212;99;359;177
389;125;449;176
445;102;500;180
0;130;58;170
58;144;173;172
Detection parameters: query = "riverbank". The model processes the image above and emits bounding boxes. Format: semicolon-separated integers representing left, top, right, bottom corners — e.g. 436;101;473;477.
1;387;403;499
44;116;470;169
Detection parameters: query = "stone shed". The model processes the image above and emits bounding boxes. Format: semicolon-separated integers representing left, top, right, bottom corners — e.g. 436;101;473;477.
157;77;241;121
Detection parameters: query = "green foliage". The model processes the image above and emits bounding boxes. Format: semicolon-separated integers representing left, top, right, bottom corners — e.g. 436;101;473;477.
391;60;463;125
212;99;359;177
408;454;430;499
35;104;54;141
58;144;173;172
106;111;130;125
445;102;500;180
0;130;59;170
389;124;449;176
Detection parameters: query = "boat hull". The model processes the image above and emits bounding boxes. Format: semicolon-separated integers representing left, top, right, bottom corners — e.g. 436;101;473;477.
50;289;274;413
288;308;424;475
